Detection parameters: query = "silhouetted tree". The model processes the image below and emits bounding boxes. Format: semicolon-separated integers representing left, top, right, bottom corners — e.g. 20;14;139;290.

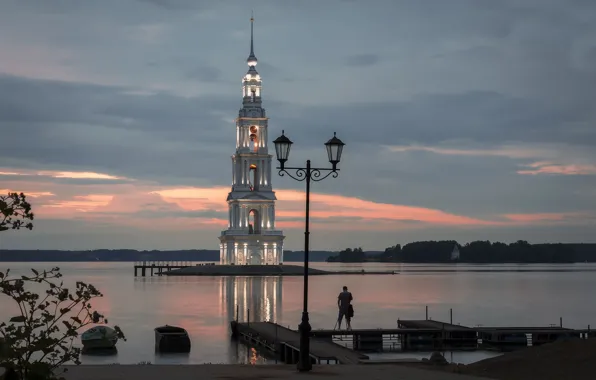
0;193;34;232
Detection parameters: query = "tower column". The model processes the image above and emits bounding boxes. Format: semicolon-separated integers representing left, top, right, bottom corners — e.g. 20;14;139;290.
260;160;264;186
245;206;250;228
237;204;241;228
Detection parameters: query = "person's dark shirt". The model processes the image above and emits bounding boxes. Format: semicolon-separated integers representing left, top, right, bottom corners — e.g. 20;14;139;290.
338;291;353;310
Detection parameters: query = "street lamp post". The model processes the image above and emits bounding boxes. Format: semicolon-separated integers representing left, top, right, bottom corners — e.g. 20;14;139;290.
273;130;345;372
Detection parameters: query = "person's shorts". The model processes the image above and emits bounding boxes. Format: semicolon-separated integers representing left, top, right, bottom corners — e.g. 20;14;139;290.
338;308;351;320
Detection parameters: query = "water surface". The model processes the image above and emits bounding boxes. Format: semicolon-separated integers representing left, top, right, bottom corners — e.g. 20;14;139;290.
1;262;594;365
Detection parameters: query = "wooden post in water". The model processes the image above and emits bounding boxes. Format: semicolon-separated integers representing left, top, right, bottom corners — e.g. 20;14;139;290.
425;305;428;320
450;308;453;324
560;317;563;328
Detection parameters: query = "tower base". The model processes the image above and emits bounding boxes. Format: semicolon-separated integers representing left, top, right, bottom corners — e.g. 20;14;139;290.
219;232;284;265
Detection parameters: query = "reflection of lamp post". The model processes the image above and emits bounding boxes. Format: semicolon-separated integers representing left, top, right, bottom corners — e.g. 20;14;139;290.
273;131;345;372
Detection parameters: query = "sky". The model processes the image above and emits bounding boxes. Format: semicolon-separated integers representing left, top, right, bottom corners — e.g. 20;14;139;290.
1;0;595;252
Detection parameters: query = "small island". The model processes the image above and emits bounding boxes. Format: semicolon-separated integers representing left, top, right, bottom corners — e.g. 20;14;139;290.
163;264;396;276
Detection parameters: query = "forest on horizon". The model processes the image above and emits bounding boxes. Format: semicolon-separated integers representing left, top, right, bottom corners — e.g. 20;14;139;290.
326;240;596;263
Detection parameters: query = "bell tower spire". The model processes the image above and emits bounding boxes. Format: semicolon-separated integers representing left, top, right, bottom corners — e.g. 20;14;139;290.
247;12;257;67
219;15;285;266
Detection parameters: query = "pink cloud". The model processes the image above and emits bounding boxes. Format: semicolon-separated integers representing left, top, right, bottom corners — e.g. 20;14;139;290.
385;144;549;159
0;189;55;198
0;168;127;180
517;162;596;176
38;171;125;180
276;189;498;226
2;167;593;234
154;187;499;227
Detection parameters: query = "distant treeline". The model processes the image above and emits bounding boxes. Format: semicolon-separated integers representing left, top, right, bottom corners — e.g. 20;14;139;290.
0;249;335;262
326;241;596;263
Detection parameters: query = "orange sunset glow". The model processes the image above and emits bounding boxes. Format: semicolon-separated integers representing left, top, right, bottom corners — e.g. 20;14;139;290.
1;167;588;241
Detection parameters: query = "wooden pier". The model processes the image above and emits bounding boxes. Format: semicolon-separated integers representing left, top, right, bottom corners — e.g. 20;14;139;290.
133;261;214;277
309;320;479;351
230;321;369;364
231;315;596;364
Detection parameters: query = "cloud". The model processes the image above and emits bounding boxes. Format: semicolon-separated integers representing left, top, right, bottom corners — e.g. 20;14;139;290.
0;168;128;181
385;144;545;159
517;162;596;176
385;143;596;176
503;212;592;224
127;23;169;45
40;171;126;180
345;54;380;67
136;0;207;11
44;195;114;212
0;189;55;198
184;65;222;82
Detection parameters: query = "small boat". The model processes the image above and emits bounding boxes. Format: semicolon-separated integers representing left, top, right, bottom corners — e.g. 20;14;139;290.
81;326;119;350
154;325;191;353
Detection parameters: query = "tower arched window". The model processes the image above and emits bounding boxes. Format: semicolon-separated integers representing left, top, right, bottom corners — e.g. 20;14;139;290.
249;164;258;191
249;126;258;153
248;209;261;234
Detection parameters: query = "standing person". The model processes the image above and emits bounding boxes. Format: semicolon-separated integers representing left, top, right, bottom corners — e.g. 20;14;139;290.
336;286;353;330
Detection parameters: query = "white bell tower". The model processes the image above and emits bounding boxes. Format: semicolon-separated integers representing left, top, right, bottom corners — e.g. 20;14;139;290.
219;16;285;265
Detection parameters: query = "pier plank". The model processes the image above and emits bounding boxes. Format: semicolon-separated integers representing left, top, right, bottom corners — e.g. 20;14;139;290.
233;322;367;364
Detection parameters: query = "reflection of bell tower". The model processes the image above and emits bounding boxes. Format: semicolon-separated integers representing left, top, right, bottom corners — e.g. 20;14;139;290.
219;16;285;265
221;277;283;323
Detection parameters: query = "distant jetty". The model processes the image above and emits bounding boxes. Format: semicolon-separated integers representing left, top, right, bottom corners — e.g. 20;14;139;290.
161;264;397;277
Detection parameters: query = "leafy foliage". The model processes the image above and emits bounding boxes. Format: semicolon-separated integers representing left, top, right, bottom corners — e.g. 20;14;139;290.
0;192;34;232
326;247;366;262
0;267;126;380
